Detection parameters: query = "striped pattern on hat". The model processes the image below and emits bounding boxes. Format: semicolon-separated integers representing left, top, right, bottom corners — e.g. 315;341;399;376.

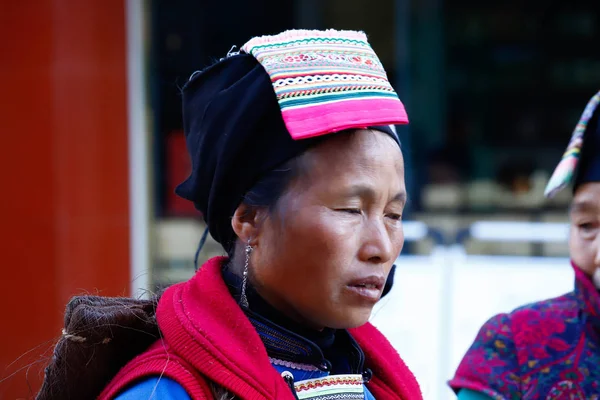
544;91;600;198
241;29;408;140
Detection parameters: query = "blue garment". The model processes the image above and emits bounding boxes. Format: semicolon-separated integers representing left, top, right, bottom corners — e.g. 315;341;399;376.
115;376;191;400
118;375;375;399
457;389;493;400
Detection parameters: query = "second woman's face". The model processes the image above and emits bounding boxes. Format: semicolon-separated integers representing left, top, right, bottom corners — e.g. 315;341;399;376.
569;182;600;276
251;129;406;329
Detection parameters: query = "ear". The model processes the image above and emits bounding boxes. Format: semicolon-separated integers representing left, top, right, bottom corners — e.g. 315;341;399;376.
231;203;266;245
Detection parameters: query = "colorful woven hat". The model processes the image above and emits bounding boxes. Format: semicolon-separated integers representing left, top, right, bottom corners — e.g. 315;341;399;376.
544;91;600;198
241;29;408;140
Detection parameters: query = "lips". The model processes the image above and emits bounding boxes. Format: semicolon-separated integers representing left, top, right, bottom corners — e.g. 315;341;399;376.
346;275;385;302
348;276;384;290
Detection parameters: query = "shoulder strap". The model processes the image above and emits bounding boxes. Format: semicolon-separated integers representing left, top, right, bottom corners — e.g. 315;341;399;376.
98;341;214;400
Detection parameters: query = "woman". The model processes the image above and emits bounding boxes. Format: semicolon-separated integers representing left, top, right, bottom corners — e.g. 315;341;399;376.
449;92;600;399
37;29;422;399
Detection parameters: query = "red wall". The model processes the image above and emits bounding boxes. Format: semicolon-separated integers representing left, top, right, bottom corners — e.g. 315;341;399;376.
0;1;130;397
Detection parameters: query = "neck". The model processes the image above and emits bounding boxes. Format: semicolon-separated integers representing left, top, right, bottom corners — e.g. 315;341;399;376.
222;263;330;334
251;281;326;331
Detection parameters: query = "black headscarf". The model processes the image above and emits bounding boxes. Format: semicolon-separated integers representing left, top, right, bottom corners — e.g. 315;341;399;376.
175;53;400;248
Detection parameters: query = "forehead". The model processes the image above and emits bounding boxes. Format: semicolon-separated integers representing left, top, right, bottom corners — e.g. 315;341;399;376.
309;129;402;167
571;182;600;213
299;129;405;186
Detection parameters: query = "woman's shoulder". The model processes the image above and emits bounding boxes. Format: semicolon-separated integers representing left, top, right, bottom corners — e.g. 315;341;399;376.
462;291;580;344
349;321;398;354
470;291;581;359
448;312;521;399
99;340;215;400
351;323;423;400
509;291;579;321
449;292;582;398
115;377;191;400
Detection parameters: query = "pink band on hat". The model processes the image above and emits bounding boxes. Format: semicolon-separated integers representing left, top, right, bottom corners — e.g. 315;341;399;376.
242;29;408;140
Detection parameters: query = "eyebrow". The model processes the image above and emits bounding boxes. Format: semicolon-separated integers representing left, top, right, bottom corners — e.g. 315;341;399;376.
344;184;407;204
570;200;599;214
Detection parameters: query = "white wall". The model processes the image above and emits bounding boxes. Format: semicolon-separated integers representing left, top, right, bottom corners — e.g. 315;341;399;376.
371;253;573;400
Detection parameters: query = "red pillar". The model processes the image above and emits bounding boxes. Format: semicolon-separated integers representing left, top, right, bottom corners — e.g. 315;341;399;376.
0;1;130;397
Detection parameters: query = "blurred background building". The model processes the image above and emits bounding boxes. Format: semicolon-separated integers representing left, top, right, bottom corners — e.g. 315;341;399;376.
2;0;600;399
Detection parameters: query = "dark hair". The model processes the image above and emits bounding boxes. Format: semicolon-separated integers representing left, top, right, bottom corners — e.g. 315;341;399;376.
224;154;308;257
35;295;238;399
36;296;160;399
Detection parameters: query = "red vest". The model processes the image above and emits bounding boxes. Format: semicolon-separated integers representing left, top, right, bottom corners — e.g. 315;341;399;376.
100;257;422;400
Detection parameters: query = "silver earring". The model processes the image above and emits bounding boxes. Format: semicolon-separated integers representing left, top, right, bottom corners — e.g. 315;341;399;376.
240;240;252;308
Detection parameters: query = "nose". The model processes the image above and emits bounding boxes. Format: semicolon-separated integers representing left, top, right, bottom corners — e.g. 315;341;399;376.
358;218;400;264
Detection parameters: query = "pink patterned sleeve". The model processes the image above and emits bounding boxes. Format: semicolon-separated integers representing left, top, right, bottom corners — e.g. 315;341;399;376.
449;314;521;400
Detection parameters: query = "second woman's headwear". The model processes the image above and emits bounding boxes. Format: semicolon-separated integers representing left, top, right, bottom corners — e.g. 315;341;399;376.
545;91;600;198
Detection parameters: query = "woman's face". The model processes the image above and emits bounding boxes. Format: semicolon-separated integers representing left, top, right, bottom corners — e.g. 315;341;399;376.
569;182;600;276
250;129;406;329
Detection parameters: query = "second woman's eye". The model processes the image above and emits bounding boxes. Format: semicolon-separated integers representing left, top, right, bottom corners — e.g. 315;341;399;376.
576;221;599;240
579;222;598;233
386;213;403;221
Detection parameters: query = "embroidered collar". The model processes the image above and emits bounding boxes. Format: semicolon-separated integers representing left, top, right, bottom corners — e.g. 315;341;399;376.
572;261;600;330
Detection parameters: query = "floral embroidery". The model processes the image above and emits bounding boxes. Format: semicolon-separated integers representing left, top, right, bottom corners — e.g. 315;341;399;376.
449;263;600;399
545;380;585;400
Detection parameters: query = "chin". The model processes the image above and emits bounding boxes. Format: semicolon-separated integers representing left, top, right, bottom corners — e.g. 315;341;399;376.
327;309;373;329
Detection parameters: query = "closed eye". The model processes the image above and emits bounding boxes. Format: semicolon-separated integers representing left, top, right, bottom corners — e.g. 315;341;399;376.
386;213;402;221
338;208;362;215
577;221;599;240
579;222;598;232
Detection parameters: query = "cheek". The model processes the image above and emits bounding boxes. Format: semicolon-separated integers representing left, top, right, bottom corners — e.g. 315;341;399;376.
393;224;405;253
253;221;288;279
254;213;325;269
286;205;345;240
569;229;594;272
270;211;356;283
